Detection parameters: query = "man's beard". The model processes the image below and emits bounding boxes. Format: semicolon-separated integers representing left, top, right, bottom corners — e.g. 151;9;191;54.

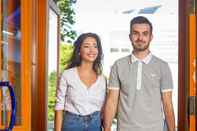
132;41;150;51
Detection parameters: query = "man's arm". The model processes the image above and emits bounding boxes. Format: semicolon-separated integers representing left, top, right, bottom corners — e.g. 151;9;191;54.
162;91;175;131
103;89;119;131
54;110;63;131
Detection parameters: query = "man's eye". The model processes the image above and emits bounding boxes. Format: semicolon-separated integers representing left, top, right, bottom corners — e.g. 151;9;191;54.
143;32;149;36
132;32;138;35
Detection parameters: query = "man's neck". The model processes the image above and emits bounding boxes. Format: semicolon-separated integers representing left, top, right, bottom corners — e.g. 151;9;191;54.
132;50;150;60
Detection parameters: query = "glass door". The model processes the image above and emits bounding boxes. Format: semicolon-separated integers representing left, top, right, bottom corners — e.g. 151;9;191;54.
0;0;22;128
0;0;31;130
47;1;60;130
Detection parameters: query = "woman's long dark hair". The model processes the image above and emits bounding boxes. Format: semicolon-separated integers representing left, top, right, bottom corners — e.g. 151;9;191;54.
67;33;103;75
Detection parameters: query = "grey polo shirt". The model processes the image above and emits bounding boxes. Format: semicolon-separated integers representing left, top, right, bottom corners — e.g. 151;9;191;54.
108;53;173;131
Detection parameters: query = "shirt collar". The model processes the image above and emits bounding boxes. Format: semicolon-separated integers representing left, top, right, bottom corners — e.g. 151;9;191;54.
131;52;152;64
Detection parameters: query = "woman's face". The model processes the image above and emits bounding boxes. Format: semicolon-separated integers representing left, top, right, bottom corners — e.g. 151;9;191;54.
79;37;98;63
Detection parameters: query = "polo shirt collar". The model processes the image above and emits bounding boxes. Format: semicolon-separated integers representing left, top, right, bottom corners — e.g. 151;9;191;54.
131;52;152;64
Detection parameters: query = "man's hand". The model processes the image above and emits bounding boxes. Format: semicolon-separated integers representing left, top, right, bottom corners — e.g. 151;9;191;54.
103;89;119;131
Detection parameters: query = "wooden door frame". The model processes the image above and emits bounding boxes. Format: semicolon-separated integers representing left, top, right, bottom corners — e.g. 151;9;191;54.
31;0;60;131
48;0;60;79
20;0;32;130
31;0;48;130
178;0;194;130
47;1;60;130
28;0;192;130
0;0;32;130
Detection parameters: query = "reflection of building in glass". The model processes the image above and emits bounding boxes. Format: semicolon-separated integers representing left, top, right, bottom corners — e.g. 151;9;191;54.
1;1;22;126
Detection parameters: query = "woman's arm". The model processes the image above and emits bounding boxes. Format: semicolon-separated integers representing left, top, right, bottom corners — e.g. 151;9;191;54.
54;73;68;131
54;110;63;131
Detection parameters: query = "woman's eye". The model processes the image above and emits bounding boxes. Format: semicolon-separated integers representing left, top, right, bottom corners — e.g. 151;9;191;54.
83;45;98;48
82;45;90;48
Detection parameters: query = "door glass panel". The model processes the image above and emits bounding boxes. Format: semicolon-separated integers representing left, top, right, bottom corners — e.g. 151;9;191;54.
0;0;21;127
47;8;59;131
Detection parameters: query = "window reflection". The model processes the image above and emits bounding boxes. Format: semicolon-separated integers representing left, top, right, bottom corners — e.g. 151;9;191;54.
1;0;21;126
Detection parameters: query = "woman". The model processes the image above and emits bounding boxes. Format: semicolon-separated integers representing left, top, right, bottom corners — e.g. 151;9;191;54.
54;33;106;131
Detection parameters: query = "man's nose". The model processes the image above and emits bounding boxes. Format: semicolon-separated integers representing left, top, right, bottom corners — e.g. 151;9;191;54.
138;34;143;40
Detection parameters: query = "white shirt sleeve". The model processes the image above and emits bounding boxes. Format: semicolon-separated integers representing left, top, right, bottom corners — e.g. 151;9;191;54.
55;72;68;110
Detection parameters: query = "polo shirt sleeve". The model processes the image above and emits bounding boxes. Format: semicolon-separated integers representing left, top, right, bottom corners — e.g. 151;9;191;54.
55;71;68;110
108;62;120;90
160;62;173;92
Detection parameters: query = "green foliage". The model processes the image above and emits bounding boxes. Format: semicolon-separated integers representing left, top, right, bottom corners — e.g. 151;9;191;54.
48;43;74;121
56;0;77;42
60;43;74;71
48;0;77;122
48;71;57;121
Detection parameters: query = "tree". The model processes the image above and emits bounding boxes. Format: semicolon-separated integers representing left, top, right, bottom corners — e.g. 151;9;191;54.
56;0;77;43
48;43;73;121
48;71;57;121
59;43;74;71
47;0;77;122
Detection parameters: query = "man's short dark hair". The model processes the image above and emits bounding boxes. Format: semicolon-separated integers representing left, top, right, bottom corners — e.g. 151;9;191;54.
130;16;153;34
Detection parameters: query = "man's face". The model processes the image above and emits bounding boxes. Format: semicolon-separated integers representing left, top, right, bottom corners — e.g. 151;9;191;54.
129;23;153;52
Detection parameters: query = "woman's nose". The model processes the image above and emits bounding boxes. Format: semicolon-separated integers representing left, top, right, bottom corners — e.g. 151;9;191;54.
89;46;97;52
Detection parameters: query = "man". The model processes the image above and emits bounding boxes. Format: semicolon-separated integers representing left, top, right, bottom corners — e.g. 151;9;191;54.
103;16;175;131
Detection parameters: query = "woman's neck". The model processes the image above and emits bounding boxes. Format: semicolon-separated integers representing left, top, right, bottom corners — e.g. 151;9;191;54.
78;62;94;73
